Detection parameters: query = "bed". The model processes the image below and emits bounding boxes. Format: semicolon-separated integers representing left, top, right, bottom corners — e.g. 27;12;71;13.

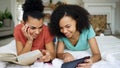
0;35;120;68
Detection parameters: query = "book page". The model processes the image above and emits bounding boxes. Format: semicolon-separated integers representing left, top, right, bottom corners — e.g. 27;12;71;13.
16;50;42;65
0;53;17;62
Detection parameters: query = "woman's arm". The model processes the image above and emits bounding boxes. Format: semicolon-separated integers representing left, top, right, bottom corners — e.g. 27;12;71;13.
16;40;33;55
57;41;65;59
77;37;101;68
38;41;56;62
88;37;101;63
16;24;33;55
57;41;74;62
45;41;56;60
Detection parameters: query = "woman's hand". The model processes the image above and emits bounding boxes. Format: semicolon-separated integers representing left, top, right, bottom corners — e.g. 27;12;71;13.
76;57;93;68
38;50;52;62
63;52;74;63
21;24;33;41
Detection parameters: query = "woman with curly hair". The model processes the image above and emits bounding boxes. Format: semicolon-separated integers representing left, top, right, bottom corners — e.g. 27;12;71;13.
49;5;101;68
14;0;55;64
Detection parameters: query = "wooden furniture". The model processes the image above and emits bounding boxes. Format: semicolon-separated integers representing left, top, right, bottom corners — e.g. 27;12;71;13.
104;23;112;35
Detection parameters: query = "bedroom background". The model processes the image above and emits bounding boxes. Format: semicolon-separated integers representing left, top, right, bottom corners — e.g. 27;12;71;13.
0;0;120;46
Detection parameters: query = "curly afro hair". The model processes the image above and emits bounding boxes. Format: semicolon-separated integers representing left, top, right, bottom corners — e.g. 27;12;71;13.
22;0;44;22
48;4;90;37
22;0;44;12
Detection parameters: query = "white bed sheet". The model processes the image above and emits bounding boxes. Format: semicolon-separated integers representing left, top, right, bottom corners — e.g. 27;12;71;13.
0;36;120;68
95;36;120;63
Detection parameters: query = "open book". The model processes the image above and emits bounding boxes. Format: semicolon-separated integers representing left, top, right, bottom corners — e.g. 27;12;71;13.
0;50;42;65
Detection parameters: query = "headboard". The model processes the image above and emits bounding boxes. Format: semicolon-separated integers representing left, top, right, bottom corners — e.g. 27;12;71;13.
89;15;107;36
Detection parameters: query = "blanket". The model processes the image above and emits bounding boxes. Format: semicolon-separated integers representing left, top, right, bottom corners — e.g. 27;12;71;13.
0;36;120;68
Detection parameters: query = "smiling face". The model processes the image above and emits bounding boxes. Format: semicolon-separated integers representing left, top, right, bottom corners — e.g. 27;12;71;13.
59;16;78;38
26;16;44;39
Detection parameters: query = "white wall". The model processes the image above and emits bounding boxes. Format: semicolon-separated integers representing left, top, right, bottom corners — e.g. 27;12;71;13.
0;0;11;12
115;1;120;34
0;0;17;26
83;0;119;3
10;0;17;26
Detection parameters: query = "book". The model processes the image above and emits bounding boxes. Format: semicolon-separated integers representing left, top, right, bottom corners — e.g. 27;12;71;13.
61;56;90;68
0;50;42;65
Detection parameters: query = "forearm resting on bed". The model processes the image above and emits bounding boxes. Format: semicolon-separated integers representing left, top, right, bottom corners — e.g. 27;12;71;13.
91;53;101;63
57;53;65;60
